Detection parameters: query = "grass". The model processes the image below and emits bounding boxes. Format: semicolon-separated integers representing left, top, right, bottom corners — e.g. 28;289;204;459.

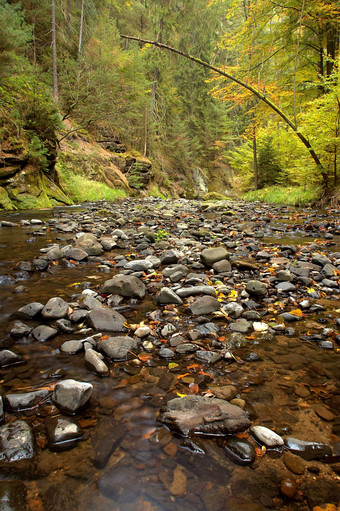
58;167;126;203
243;185;322;206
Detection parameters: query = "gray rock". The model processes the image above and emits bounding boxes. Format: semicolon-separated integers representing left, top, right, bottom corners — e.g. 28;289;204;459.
175;343;198;354
212;259;232;273
224;438;256;465
52;379;93;414
18;302;44;318
75;235;103;256
160;395;251;436
276;270;294;282
245;280;267;297
163;264;189;282
45;416;82;451
79;295;103;310
276;282;296;292
160;250;179;265
201;247;230;268
322;263;338;277
209;385;237;401
42;297;69;319
60;340;84;354
0;421;34;462
33;258;49;271
0;350;23;368
189;295;220;315
98;336;139;361
45;247;63;261
195;350;221;364
158;347;175;358
0;397;3;424
312;254;331;267
55;318;77;333
85;349;109;376
135;326;151;338
10;321;32;339
251;425;284;447
87;308;126;332
222;302;244;319
5;389;49;411
161;323;177;337
229;319;252;333
32;325;58;342
64;247;88;261
100;237;118;251
284;437;332;460
157;288;183;305
279;312;302;322
101;274;146;299
176;285;216;297
124;259;153;271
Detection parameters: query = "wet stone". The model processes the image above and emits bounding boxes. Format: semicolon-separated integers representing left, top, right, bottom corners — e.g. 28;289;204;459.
284;437;332;460
45;416;82;451
283;451;305;474
64;247;88;261
0;397;3;424
85;348;109;376
209;385;237;401
98;462;141;502
276;282;296;292
224;438;256;465
176;285;217;297
158;347;175;359
0;349;23;367
32;325;58;342
195;350;221;364
0;481;27;510
157;287;183;305
250;425;284;447
101;274;146;298
175;343;198;355
52;379;93;415
87;308;127;332
160;395;251;437
314;404;335;421
60;340;84;354
0;420;34;462
189;295;220;315
98;336;139;361
222;302;244;319
280;478;297;498
42;297;69;319
229;319;252;333
5;389;49;411
9;321;31;339
18;302;44;319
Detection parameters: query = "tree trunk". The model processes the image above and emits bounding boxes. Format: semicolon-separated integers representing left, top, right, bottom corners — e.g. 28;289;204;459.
52;0;58;103
120;35;328;189
253;129;258;190
78;0;85;56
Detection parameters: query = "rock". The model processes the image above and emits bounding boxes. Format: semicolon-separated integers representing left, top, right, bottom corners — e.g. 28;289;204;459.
0;349;23;367
276;270;294;282
163;264;189;282
175;343;198;355
124;259;153;271
169;466;187;497
276;282;296;292
201;247;230;267
60;340;84;354
284;437;332;460
229;319;252;333
312;254;331;267
87;308;126;332
280;478;297;498
212;259;232;273
160;250;179;265
9;321;31;339
0;481;27;510
0;421;34;462
64;247;88;261
98;336;139;361
45;416;82;451
5;389;49;411
158;347;175;358
101;274;146;299
222;302;244;319
161;323;177;337
322;263;338;277
85;349;109;376
245;280;267;297
195;350;221;364
55;318;76;333
224;438;256;465
52;379;93;415
250;425;284;447
157;288;183;305
189;296;220;315
209;385;237;401
91;417;126;469
279;312;302;322
134;326;151;338
42;297;69;319
79;295;102;310
160;395;251;436
314;404;335;421
18;302;44;318
75;235;103;256
176;285;216;297
33;258;49;271
0;397;3;424
32;325;58;342
283;451;305;474
45;247;63;261
98;463;141;502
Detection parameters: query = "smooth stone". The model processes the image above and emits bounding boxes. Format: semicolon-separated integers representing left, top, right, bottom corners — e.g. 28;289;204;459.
175;343;198;355
42;297;69;319
0;421;34;462
79;295;103;310
163;264;189;281
195;350;221;364
158;347;176;358
55;318;76;333
75;236;103;256
98;336;139;361
52;379;93;415
312;254;331;266
101;274;146;299
209;385;237;401
280;478;298;498
33;258;49;271
5;389;49;411
224;438;256;465
314;404;335;421
284;437;332;460
212;259;232;273
45;416;82;451
283;451;305;474
18;302;44;318
229;319;252;333
124;259;153;271
189;295;220;315
160;250;179;265
245;280;267;297
322;263;338;277
64;247;88;261
60;340;84;354
201;247;230;267
32;325;58;342
87;308;126;332
196;322;219;335
176;285;216;297
85;349;109;376
251;425;284;447
157;288;183;305
279;312;302;322
222;302;244;319
134;326;151;338
160;395;251;437
276;282;296;292
0;350;23;368
98;463;141;502
0;397;3;424
276;270;294;282
9;321;32;339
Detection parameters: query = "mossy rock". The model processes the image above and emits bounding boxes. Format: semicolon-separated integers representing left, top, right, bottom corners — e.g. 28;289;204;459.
203;192;231;201
0;186;16;210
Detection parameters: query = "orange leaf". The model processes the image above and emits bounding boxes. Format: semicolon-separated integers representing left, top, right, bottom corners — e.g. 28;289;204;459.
101;334;109;340
289;309;304;317
235;432;249;439
138;353;152;362
177;373;191;380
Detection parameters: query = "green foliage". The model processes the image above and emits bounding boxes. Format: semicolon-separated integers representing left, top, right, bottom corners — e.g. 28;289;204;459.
155;229;170;241
0;0;32;75
243;185;322;206
258;136;285;188
27;135;49;171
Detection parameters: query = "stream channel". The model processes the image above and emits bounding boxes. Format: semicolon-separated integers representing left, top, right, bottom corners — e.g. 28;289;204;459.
0;198;339;511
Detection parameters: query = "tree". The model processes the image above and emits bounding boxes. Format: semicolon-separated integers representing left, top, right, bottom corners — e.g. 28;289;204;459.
51;0;58;102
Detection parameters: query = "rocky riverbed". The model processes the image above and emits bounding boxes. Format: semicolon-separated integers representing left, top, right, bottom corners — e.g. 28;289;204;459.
0;197;339;510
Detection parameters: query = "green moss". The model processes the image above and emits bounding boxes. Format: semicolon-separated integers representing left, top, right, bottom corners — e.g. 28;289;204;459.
203;192;231;201
0;186;16;210
243;185;322;206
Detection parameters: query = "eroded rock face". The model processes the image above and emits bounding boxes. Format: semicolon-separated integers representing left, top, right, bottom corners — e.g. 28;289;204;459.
159;395;251;437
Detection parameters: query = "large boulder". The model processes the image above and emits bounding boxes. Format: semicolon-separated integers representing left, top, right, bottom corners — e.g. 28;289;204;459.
160;395;250;436
101;274;146;299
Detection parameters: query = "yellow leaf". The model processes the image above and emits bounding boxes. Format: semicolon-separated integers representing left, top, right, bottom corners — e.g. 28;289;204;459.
168;362;179;369
289;309;304;317
176;392;187;398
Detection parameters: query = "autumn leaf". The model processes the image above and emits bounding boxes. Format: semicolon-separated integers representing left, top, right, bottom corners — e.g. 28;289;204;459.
138;353;152;362
289;309;304;317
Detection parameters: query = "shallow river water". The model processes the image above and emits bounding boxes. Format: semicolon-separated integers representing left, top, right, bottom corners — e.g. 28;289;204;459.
0;199;339;511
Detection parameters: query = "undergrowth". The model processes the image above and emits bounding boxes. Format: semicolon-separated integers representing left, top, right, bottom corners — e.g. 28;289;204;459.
243;186;322;206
